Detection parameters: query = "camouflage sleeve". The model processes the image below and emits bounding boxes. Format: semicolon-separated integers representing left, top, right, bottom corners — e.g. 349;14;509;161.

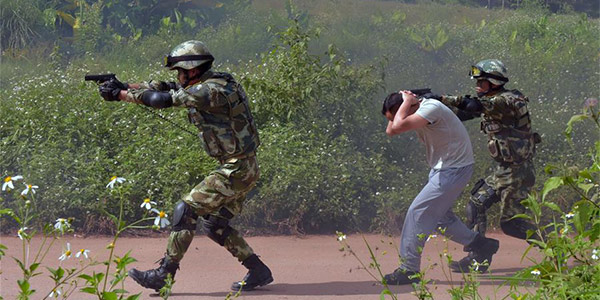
440;95;464;107
440;95;481;121
123;88;148;104
169;82;228;109
138;81;180;91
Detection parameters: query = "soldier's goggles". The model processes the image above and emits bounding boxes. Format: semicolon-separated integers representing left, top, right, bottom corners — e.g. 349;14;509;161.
469;65;508;82
164;54;214;68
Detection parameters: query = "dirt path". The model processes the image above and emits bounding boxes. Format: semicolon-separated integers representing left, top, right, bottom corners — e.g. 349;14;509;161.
0;232;541;299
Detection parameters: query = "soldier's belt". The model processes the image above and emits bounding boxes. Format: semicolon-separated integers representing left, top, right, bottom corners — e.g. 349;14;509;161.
220;152;256;164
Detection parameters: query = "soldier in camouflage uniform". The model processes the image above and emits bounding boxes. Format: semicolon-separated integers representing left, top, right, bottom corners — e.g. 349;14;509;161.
440;59;541;272
98;40;273;291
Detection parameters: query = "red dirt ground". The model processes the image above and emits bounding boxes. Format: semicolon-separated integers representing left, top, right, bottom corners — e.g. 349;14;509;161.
0;232;542;299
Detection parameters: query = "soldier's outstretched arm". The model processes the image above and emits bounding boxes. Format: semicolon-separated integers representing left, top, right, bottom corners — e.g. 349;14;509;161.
440;95;482;121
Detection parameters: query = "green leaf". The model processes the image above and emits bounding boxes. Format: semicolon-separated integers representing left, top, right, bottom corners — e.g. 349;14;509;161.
578;170;594;181
544;164;558;174
564;114;588;141
102;291;118;300
125;294;141;300
380;289;394;300
78;274;93;281
510;214;532;221
578;183;595;195
80;287;97;294
543;202;563;214
510;30;518;43
542;177;563;201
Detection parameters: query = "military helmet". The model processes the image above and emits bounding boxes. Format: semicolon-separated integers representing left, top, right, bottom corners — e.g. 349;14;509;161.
164;40;214;70
469;59;508;85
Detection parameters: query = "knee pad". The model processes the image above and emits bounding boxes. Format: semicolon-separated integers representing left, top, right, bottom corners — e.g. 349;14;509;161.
500;219;535;240
172;201;199;232
202;207;234;246
470;179;500;209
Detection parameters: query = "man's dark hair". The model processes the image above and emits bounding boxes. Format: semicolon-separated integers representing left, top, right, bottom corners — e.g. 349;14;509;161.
381;92;404;115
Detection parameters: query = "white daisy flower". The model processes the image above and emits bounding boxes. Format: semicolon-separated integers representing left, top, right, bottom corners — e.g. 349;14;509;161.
592;249;599;261
76;248;90;259
337;234;347;242
48;288;62;298
531;269;541;276
54;218;70;233
140;198;157;210
151;208;170;228
426;234;437;241
2;175;23;191
17;227;28;240
21;183;39;196
565;212;575;219
472;259;481;272
59;243;72;261
106;176;126;189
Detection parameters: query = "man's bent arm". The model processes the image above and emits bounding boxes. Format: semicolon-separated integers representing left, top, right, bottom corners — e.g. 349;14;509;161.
386;95;429;136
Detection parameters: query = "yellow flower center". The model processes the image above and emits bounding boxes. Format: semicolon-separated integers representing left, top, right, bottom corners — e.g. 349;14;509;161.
4;177;11;182
28;184;32;188
65;250;71;256
110;176;117;181
144;198;150;203
159;211;166;218
79;249;85;253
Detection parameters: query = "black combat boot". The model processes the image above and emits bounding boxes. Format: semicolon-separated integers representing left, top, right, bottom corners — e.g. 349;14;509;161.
449;234;499;273
128;257;179;292
230;254;273;291
383;268;420;285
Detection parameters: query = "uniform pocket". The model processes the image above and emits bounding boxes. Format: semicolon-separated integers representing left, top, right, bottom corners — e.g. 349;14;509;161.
217;129;237;155
488;139;513;163
201;129;223;157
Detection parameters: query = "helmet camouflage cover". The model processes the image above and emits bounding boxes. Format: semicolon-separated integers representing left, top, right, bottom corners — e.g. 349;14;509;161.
165;40;214;70
470;59;508;85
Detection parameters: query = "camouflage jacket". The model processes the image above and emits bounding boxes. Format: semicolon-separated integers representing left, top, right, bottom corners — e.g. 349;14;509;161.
132;71;260;161
443;88;539;164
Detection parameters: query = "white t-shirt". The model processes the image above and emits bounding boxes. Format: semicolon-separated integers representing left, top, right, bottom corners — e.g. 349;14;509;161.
414;98;475;170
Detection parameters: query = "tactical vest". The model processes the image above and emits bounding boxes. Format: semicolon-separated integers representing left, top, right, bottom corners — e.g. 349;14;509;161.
186;72;260;161
480;89;540;164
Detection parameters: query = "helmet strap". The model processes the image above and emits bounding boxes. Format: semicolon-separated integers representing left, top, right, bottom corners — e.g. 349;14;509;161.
181;71;191;88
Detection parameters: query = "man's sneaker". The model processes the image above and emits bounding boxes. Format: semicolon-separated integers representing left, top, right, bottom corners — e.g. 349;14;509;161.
128;257;179;292
231;254;273;291
383;268;420;285
449;234;499;273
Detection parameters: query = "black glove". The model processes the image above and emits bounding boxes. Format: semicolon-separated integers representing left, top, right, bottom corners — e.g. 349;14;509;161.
99;80;123;101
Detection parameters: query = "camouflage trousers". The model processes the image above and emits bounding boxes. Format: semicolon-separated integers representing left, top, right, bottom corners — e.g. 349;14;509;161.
165;156;259;263
483;159;536;239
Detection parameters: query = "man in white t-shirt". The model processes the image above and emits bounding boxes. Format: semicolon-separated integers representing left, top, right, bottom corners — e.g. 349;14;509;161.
381;91;499;284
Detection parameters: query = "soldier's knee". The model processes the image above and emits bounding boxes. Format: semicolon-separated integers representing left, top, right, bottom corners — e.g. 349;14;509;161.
470;179;500;209
172;201;199;232
500;219;535;240
202;207;235;246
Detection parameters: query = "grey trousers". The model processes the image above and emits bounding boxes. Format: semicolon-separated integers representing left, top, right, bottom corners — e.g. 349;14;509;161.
399;164;477;272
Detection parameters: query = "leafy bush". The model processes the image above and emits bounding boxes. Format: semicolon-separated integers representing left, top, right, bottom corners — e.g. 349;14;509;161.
1;0;598;234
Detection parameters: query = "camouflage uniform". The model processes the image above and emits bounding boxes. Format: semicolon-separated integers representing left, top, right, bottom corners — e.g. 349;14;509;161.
443;89;538;239
127;70;260;262
441;59;540;240
101;40;272;292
